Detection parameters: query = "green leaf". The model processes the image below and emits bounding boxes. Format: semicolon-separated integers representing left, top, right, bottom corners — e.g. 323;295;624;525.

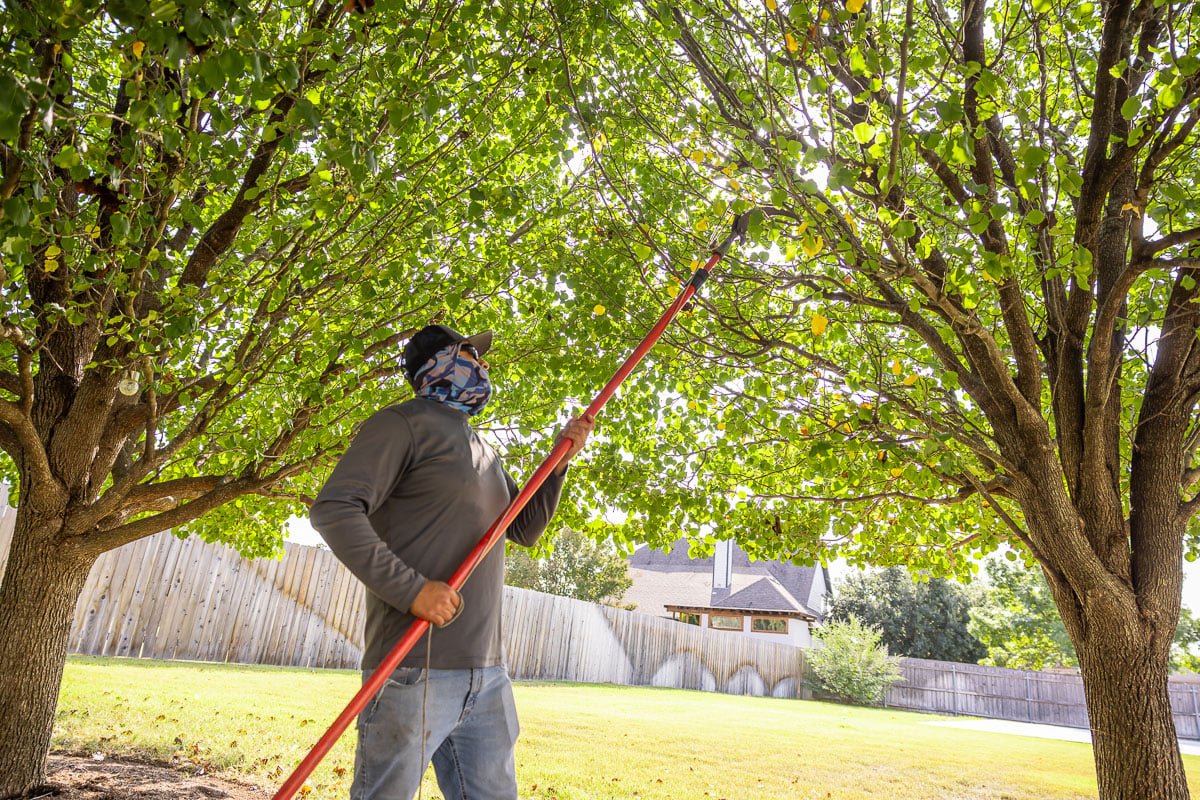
852;123;876;145
1158;81;1183;109
52;146;81;169
1022;146;1048;168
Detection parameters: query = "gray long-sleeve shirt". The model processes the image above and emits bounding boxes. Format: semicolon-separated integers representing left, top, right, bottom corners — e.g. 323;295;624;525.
310;398;564;670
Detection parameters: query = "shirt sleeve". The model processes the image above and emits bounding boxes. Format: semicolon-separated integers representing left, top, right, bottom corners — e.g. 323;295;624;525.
504;467;567;547
309;409;428;613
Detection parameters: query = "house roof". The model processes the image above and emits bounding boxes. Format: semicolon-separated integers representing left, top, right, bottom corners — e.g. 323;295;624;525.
715;577;808;613
624;538;829;620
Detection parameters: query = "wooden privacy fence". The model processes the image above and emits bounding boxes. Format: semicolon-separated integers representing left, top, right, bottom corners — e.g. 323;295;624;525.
6;517;1200;735
888;656;1200;740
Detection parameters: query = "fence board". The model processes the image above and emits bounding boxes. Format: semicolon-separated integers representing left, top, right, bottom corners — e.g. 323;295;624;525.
136;534;192;659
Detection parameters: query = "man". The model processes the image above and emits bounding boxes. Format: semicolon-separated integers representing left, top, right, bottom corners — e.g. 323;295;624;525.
310;323;593;800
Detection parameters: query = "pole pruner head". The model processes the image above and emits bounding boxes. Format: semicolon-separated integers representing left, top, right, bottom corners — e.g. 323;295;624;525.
710;211;752;257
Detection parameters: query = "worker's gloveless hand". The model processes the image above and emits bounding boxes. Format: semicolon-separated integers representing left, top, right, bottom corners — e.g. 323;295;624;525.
554;414;596;474
409;580;462;627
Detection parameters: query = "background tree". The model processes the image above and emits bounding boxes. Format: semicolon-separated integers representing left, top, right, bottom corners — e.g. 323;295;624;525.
505;526;633;605
829;567;986;663
971;557;1200;672
969;557;1082;671
0;1;635;795
546;1;1200;797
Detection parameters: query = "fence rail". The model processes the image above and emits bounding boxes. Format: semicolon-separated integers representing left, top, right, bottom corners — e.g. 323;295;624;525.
5;517;1200;738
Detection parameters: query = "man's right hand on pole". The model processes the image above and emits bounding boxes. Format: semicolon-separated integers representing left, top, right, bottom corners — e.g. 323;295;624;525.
409;580;463;627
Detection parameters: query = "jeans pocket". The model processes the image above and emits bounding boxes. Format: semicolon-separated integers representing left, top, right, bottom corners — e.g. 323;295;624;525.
385;666;427;689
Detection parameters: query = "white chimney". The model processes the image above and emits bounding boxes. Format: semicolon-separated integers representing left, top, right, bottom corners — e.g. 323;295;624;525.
713;539;733;590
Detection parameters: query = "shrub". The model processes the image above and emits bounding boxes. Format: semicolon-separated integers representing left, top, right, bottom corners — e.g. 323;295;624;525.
808;616;903;705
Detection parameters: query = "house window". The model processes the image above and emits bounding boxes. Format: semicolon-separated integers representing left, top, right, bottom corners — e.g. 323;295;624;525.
708;614;742;630
677;612;700;626
751;616;788;634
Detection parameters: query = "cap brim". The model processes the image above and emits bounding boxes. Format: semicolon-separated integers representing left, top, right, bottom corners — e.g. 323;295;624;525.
465;330;493;357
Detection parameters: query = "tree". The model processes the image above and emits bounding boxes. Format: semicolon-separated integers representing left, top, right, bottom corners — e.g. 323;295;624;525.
969;558;1081;671
0;2;630;795
547;2;1200;797
971;557;1200;673
505;527;633;605
829;568;986;663
807;615;903;705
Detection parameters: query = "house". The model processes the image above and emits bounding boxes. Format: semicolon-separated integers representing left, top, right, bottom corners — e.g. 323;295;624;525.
624;538;830;647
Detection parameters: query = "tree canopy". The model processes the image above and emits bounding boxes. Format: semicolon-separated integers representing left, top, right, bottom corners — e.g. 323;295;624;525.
3;0;1200;797
547;2;1200;796
0;1;631;793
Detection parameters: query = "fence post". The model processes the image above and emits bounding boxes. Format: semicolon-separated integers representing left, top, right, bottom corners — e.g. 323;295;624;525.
950;664;958;716
1025;673;1033;722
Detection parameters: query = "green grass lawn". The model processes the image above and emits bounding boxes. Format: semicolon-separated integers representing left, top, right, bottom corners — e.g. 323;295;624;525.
54;656;1200;799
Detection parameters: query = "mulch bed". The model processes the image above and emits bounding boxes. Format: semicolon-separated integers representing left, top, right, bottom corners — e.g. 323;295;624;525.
37;754;271;800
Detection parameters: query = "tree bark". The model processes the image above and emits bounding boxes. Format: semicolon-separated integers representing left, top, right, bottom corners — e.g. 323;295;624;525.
1076;619;1188;800
0;511;94;799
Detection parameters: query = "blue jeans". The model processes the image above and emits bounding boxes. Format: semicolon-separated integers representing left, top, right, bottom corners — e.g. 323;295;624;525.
350;665;519;800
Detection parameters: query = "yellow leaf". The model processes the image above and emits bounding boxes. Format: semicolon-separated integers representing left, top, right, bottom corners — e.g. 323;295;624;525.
696;217;709;232
798;219;809;234
53;43;62;54
722;167;734;177
690;260;700;270
690;149;706;164
891;359;902;375
765;0;777;10
45;245;62;258
786;33;798;53
811;313;829;336
729;178;741;190
131;40;145;59
820;8;830;19
717;422;726;431
593;304;606;316
1121;202;1142;217
843;422;853;434
801;426;810;435
687;400;698;411
904;373;918;386
860;401;873;410
43;259;59;273
802;235;823;258
844;212;858;233
86;224;101;239
845;0;866;12
890;468;903;478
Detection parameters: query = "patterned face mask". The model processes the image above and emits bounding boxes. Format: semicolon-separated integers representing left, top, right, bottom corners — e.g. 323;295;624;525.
413;343;493;416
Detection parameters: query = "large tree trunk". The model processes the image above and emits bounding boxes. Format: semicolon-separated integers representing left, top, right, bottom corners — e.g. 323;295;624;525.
1075;616;1188;799
0;511;94;799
